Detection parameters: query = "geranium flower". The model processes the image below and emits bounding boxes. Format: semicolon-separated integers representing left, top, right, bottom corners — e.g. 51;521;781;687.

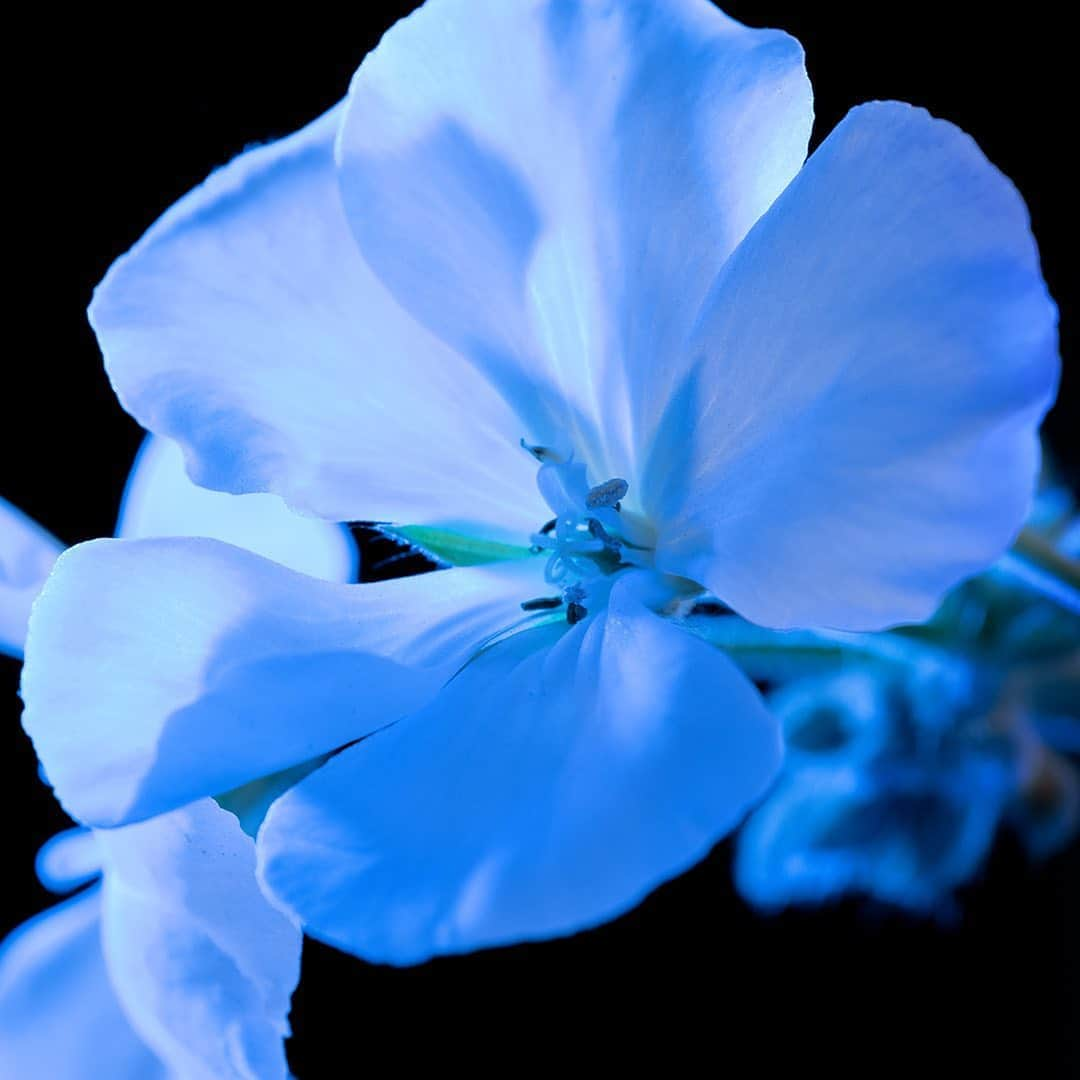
1;439;357;1078
22;1;1058;964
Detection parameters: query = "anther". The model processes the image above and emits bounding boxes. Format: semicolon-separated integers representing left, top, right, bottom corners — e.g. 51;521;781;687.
564;583;587;605
585;477;629;510
566;601;588;625
586;518;616;545
539;518;557;535
520;595;563;611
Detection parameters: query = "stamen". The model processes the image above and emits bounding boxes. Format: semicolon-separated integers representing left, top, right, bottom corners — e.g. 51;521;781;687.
520;595;563;611
564;583;587;605
523;457;652;623
585;477;629;510
567;601;588;625
586;518;617;547
564;583;588;622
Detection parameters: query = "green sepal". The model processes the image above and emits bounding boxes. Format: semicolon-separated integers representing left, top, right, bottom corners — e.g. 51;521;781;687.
216;754;330;837
381;525;536;567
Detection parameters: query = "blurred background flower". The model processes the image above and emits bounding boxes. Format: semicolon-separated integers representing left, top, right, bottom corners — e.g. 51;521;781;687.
735;476;1079;914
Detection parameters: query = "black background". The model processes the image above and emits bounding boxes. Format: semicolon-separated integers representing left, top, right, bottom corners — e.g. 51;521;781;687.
2;3;1077;1074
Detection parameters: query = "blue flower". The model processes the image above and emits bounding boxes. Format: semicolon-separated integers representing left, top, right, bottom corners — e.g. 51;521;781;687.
22;1;1058;964
1;438;356;1078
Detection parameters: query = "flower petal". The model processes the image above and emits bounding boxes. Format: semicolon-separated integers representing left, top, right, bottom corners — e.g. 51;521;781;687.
91;107;539;541
35;827;102;894
22;536;542;826
337;0;811;480
0;496;63;658
97;800;300;1080
117;434;358;582
258;573;780;964
0;889;166;1080
649;102;1059;630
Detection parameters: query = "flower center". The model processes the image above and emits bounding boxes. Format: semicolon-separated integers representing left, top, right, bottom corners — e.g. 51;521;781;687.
519;441;654;625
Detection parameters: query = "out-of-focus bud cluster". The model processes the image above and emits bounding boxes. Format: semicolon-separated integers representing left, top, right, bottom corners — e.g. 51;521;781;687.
735;477;1079;914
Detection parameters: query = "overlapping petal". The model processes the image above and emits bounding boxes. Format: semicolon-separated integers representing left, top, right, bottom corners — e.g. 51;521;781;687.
338;0;812;482
22;536;542;826
258;573;781;964
91;108;539;540
0;889;166;1080
2;804;302;1079
0;496;63;658
97;801;299;1080
648;102;1059;630
117;435;358;581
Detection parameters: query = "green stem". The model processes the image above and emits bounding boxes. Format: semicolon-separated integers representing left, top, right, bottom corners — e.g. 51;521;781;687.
1001;528;1080;614
1014;528;1080;588
684;614;966;683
